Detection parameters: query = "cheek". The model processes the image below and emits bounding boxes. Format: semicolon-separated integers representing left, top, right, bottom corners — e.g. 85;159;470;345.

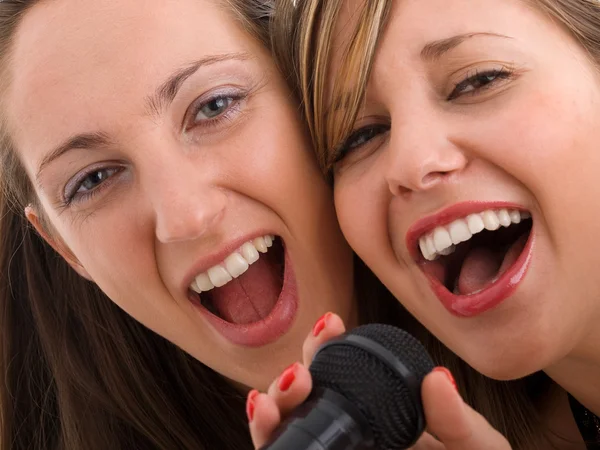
496;85;600;220
335;179;427;316
233;103;325;207
334;175;387;262
473;83;600;309
53;205;160;309
335;180;366;249
505;90;591;168
468;80;600;213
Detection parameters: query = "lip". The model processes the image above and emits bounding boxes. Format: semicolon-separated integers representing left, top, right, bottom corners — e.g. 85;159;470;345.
406;201;534;317
405;201;530;260
181;231;275;293
189;242;298;347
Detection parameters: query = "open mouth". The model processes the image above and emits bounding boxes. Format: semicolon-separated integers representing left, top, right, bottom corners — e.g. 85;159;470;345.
413;208;534;315
189;236;286;325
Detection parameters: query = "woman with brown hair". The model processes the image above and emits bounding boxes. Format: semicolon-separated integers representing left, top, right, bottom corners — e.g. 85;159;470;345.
0;0;416;449
250;0;600;448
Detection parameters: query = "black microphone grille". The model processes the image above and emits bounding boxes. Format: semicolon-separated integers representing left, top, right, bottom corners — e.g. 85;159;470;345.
309;324;434;449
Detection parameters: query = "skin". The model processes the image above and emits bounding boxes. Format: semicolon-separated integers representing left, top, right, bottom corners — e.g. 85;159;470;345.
330;0;600;413
5;0;355;391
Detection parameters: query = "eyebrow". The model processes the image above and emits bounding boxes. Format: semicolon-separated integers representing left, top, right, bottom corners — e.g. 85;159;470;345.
327;33;512;117
36;52;251;181
145;51;251;117
36;132;112;182
420;32;512;61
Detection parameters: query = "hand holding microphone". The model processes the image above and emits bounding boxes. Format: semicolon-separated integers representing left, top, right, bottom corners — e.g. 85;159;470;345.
248;313;512;450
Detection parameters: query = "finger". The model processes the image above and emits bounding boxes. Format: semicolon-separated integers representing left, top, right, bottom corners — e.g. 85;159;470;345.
266;362;313;417
410;432;444;449
250;313;346;448
302;312;346;366
422;368;512;450
248;391;281;449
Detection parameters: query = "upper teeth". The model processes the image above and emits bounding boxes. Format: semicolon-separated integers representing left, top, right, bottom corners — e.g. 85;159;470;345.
418;209;530;261
190;235;275;293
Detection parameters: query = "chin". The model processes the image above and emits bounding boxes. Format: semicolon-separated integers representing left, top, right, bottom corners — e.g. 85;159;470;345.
458;333;557;381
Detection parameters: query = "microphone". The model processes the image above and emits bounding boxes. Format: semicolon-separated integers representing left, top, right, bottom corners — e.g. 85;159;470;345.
260;324;435;450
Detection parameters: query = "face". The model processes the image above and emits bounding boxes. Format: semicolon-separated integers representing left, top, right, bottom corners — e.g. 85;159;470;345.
6;0;355;390
329;0;600;379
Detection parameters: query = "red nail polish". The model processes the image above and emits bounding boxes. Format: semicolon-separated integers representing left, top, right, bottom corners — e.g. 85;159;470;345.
312;312;331;337
246;389;259;422
433;367;458;392
278;363;297;392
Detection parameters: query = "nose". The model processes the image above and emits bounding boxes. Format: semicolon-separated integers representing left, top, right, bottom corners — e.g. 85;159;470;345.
385;119;468;196
147;159;227;244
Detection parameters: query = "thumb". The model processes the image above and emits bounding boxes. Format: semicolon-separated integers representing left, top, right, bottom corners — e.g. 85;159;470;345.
422;368;512;450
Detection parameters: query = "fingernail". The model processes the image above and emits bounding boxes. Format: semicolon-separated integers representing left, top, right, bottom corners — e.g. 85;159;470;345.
246;389;259;422
433;367;458;392
312;312;332;337
278;363;298;392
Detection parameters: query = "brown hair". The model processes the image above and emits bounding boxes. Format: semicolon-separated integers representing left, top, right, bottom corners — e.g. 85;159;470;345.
271;0;600;448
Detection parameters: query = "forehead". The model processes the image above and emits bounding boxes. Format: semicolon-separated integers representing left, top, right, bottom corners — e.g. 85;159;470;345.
327;0;576;108
10;0;245;74
6;0;257;170
329;0;550;74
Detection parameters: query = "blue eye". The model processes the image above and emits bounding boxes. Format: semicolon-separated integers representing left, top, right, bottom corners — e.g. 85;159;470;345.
195;96;235;121
63;166;122;205
76;168;117;193
184;90;247;132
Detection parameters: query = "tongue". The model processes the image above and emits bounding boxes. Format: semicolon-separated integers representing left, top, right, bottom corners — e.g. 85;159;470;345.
456;233;528;295
209;256;282;324
456;247;501;295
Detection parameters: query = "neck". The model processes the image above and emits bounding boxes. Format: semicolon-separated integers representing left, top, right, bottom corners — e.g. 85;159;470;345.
541;386;587;449
545;327;600;416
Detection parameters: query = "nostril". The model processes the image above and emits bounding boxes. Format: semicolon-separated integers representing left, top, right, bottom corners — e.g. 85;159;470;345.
420;171;447;188
397;185;413;197
388;174;445;197
387;163;459;196
387;179;411;197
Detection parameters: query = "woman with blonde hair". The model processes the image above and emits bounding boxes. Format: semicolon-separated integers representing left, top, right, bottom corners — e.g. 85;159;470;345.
250;0;600;448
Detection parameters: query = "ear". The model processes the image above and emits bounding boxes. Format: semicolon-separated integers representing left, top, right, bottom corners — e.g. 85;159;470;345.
25;205;93;281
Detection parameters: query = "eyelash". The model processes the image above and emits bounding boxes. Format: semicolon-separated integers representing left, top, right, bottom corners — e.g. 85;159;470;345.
333;124;390;165
62;165;125;206
447;67;515;101
62;92;246;206
334;68;515;163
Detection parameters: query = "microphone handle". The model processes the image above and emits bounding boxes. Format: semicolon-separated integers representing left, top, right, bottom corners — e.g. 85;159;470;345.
259;388;374;450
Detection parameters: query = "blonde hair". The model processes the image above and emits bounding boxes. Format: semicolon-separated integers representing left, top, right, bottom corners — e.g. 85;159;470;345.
271;0;600;448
